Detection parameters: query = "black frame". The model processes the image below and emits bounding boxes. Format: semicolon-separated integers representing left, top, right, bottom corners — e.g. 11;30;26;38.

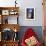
26;8;35;20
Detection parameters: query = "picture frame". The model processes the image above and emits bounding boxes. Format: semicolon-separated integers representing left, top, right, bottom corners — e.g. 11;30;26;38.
25;7;35;20
2;10;9;15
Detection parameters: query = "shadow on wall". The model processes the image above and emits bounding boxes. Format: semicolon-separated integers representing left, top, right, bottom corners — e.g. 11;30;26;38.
18;26;43;44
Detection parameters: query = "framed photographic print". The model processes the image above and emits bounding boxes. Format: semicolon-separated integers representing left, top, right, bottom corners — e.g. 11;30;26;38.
2;10;9;15
25;8;35;20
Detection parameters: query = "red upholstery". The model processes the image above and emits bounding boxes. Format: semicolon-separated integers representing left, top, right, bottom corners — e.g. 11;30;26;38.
21;28;41;46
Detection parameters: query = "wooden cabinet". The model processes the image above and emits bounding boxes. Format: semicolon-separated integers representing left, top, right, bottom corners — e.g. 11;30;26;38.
0;7;20;46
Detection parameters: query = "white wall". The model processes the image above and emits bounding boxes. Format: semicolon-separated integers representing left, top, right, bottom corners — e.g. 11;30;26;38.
18;0;43;26
0;0;43;26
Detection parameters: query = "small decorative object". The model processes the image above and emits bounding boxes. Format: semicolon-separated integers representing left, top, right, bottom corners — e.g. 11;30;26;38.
14;28;17;32
25;8;35;20
13;29;18;40
9;10;17;15
14;32;18;40
10;12;14;15
10;10;14;15
15;0;17;7
5;18;8;24
2;28;13;41
2;10;9;15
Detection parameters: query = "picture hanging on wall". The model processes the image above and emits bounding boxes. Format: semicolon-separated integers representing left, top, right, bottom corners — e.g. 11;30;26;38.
25;8;35;20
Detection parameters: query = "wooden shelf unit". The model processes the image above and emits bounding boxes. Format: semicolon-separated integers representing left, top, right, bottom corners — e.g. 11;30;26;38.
0;7;20;46
0;7;19;24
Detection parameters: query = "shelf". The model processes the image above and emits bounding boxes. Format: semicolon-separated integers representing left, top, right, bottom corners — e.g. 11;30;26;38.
0;40;19;46
2;40;19;43
0;24;20;32
1;41;19;46
0;7;20;46
1;15;18;24
0;7;19;24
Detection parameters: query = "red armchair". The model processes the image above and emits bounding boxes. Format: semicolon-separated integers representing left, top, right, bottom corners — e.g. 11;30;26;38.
21;28;41;46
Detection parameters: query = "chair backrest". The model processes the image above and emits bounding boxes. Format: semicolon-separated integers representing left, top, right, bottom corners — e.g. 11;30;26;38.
21;28;36;46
